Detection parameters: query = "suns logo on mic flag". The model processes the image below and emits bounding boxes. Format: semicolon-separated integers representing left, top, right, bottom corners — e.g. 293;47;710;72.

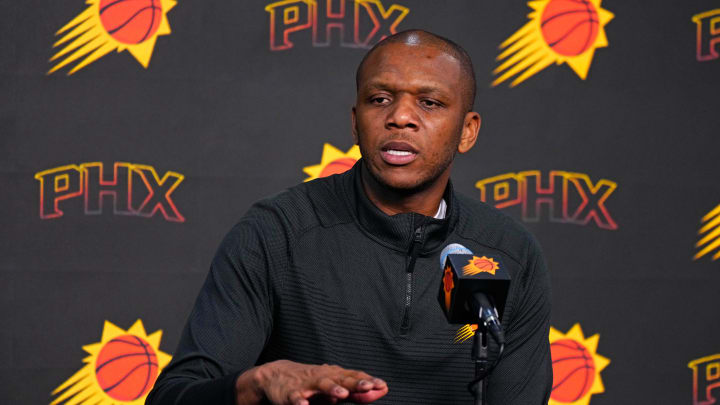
48;0;176;75
463;256;499;276
303;143;361;181
549;324;609;405
51;320;171;405
442;265;455;313
492;0;614;87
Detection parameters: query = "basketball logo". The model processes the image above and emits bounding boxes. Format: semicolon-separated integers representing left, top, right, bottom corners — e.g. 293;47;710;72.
492;0;614;87
95;335;159;401
549;324;610;405
551;339;595;402
319;157;358;178
303;143;361;182
49;0;177;75
540;0;599;56
98;0;163;44
51;320;172;405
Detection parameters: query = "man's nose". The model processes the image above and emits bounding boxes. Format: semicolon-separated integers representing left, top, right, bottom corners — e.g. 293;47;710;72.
385;95;419;130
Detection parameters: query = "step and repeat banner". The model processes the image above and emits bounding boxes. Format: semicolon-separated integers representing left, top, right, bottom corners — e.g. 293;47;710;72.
2;0;719;404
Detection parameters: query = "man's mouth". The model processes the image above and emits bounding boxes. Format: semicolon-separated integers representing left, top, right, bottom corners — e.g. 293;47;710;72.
385;150;414;156
380;141;418;165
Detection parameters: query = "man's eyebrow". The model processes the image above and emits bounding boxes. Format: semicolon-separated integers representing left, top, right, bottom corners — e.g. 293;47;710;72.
361;81;451;97
361;80;394;91
415;86;449;96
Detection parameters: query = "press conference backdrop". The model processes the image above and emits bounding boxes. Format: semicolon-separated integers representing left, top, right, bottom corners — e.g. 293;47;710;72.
2;0;719;404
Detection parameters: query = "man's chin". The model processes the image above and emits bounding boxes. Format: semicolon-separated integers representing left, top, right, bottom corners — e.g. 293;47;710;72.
372;172;431;194
363;158;441;194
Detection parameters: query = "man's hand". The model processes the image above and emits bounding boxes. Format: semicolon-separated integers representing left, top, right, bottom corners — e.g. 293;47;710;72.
235;360;389;405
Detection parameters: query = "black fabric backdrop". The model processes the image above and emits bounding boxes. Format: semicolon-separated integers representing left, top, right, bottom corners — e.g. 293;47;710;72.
2;0;719;404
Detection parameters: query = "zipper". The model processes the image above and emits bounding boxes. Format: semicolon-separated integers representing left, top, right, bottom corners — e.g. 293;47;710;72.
400;225;424;335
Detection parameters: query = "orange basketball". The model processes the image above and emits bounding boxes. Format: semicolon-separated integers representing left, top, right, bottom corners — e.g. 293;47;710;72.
473;258;495;271
540;0;599;56
319;157;357;178
550;339;595;402
95;334;159;401
99;0;163;44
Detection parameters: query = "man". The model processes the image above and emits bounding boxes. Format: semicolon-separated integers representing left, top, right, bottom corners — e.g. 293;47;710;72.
147;30;551;405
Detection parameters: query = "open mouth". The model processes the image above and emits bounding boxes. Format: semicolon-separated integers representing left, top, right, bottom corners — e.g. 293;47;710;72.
385;150;414;156
381;141;418;165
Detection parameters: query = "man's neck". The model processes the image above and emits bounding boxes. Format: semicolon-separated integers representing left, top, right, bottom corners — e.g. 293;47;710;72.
360;164;449;217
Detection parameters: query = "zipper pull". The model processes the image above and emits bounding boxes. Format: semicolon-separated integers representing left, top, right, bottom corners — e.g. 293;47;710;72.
406;226;423;273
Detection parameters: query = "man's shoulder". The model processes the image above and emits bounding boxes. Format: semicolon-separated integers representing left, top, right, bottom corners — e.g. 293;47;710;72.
454;192;541;264
246;173;353;234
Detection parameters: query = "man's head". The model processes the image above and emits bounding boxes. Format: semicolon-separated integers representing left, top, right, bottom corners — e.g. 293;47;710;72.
352;29;481;193
356;30;477;113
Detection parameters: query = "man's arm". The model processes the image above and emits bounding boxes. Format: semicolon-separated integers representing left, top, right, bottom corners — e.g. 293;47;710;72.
487;237;552;404
146;205;388;405
146;212;276;405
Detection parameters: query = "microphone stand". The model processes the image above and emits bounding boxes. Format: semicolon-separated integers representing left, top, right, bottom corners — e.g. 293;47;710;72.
469;326;488;405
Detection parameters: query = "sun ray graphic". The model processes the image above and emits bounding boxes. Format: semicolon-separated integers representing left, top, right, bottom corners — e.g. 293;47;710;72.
51;319;171;405
303;143;361;182
454;324;478;343
694;203;720;261
493;0;614;87
549;323;610;405
48;0;177;75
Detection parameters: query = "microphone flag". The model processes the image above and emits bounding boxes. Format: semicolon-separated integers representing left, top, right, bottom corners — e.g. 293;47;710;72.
438;251;511;324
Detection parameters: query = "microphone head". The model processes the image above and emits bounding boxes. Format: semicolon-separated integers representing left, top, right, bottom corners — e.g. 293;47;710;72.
438;250;511;324
439;243;473;268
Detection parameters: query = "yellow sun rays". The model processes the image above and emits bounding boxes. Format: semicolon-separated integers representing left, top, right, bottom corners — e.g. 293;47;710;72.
48;0;176;75
694;204;720;261
51;319;171;405
454;324;478;344
493;0;614;87
549;323;610;405
303;143;361;182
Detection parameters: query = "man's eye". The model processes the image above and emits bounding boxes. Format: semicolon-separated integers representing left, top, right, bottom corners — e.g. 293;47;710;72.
421;99;440;108
371;96;390;104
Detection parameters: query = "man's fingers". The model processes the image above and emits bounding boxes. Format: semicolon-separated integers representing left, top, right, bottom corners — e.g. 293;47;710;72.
343;371;384;391
336;371;387;392
258;361;388;405
348;385;389;404
370;377;387;389
287;390;309;405
337;375;362;391
315;377;349;398
355;379;374;392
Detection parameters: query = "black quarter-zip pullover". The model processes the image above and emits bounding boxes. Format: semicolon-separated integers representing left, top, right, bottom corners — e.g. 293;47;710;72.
147;161;552;405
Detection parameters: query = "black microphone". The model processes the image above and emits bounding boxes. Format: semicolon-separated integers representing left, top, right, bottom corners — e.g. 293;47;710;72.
438;244;510;345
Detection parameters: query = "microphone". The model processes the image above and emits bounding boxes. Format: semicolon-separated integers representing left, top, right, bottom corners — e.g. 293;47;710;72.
438;243;510;345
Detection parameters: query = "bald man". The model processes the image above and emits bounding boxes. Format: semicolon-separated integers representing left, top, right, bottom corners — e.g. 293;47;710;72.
148;30;552;405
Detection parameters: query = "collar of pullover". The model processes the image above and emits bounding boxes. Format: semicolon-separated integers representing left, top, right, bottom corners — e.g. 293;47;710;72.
341;160;458;255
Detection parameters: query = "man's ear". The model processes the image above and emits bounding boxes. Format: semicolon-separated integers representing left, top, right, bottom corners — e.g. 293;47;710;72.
351;107;359;144
458;112;481;154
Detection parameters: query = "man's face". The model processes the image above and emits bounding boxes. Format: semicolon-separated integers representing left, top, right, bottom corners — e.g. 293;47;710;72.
353;42;477;192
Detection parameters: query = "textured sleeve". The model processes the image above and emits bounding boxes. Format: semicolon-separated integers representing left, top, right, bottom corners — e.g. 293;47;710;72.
487;237;552;405
146;203;286;405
